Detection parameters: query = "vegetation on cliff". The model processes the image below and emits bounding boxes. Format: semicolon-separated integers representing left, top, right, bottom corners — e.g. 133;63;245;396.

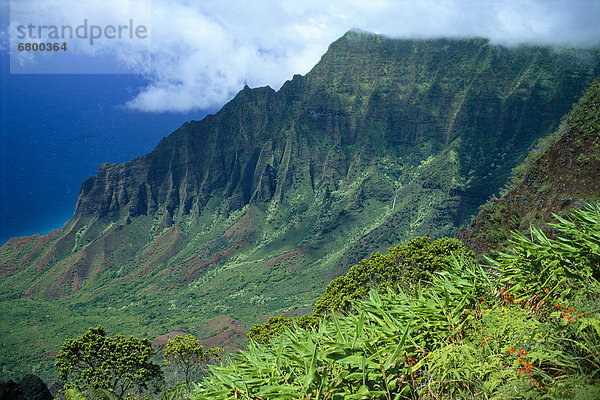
457;78;600;255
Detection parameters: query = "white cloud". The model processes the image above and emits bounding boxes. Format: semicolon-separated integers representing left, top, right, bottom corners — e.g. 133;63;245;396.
6;0;600;112
125;0;344;112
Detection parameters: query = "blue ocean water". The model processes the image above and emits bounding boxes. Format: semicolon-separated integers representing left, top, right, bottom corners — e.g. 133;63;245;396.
0;53;211;245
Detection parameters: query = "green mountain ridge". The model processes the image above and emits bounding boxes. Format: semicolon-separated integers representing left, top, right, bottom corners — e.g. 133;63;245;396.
204;79;600;399
457;78;600;254
248;75;600;345
1;31;599;380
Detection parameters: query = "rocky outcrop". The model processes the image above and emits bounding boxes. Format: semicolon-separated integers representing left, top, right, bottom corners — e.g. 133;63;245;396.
0;374;53;400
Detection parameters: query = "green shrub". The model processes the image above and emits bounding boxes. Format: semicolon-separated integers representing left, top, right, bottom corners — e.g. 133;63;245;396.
249;237;473;344
55;326;163;399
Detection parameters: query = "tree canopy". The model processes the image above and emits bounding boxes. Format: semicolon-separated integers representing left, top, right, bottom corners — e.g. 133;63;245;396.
163;334;222;385
313;236;474;315
55;326;162;399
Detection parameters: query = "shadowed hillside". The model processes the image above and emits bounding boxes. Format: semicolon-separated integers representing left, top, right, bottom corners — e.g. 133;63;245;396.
457;78;600;255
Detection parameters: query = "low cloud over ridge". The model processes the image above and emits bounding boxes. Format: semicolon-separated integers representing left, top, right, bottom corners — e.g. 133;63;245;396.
9;0;600;112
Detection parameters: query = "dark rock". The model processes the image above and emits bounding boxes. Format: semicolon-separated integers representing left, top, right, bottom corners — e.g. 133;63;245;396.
17;375;53;400
0;374;53;400
0;380;19;400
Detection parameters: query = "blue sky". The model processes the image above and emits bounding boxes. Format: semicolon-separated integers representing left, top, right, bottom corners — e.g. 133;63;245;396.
0;0;599;244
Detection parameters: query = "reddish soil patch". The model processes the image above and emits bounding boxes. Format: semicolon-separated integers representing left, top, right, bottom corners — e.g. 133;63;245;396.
139;225;182;276
199;328;247;354
264;246;305;273
151;330;188;350
225;210;254;239
203;315;245;336
152;319;248;355
184;212;254;282
0;232;58;276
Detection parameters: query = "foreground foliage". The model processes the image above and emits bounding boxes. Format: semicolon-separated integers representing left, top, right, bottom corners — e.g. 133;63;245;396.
55;326;163;399
194;204;600;399
249;237;473;343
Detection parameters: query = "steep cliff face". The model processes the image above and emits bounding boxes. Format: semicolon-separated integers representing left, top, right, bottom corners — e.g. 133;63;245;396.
73;85;283;221
457;78;600;255
1;32;599;312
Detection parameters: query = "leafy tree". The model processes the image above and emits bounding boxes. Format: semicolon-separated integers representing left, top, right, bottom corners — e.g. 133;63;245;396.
313;236;474;315
163;334;222;385
55;326;162;399
247;314;318;344
248;236;473;343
